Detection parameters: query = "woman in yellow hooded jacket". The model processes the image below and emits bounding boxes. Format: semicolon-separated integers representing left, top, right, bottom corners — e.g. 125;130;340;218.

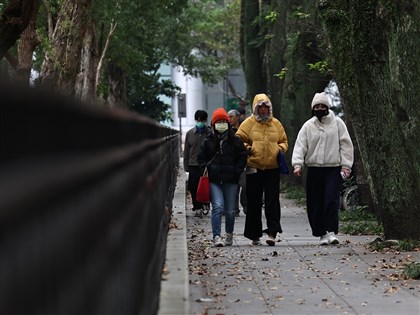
236;94;288;246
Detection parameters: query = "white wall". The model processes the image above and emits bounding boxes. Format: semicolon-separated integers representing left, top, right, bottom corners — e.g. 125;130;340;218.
171;66;205;130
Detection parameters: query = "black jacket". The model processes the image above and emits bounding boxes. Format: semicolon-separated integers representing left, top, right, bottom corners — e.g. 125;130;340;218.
198;130;247;184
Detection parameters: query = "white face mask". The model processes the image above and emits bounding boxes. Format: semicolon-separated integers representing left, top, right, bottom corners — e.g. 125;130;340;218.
214;122;229;133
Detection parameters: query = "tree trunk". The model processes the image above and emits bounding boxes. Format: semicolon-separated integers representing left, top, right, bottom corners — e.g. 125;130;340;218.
319;0;420;240
107;61;127;108
280;0;330;185
241;0;266;101
75;16;97;103
15;1;41;85
345;119;374;212
0;0;40;61
39;0;93;96
266;0;288;119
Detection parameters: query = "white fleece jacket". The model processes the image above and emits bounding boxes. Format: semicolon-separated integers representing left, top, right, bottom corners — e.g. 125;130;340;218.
292;111;354;170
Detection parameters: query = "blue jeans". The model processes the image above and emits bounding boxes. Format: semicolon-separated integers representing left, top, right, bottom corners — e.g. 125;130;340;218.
210;182;238;238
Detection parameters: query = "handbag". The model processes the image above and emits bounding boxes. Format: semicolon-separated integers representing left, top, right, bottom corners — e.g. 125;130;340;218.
277;150;289;175
196;153;218;203
196;167;210;203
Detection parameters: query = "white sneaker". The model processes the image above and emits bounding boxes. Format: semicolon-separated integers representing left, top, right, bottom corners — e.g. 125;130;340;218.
327;232;339;244
252;238;261;246
214;235;224;247
320;234;329;245
266;235;276;246
224;233;233;246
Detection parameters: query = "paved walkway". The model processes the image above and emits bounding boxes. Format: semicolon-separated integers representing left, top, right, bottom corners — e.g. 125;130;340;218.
159;168;420;315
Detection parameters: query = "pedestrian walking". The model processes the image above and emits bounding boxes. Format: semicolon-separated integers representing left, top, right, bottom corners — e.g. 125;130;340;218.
228;109;241;132
198;108;247;247
228;109;247;217
236;94;288;246
184;110;212;217
292;92;354;245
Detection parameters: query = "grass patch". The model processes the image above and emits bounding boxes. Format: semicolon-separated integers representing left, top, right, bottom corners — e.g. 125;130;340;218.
368;238;420;253
281;184;306;206
403;262;420;279
339;206;383;235
397;239;420;251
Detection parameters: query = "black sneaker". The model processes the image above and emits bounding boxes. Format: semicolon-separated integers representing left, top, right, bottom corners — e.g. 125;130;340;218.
202;204;210;215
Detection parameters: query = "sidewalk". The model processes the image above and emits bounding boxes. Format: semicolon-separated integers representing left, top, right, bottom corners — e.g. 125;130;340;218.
160;168;420;315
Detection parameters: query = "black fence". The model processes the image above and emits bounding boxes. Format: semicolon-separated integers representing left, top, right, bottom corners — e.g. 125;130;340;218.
0;85;179;315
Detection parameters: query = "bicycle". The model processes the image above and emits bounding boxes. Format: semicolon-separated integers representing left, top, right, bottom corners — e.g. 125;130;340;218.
340;175;358;211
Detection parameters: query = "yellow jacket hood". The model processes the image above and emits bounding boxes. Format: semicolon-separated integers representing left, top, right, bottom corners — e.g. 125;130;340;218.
252;94;273;121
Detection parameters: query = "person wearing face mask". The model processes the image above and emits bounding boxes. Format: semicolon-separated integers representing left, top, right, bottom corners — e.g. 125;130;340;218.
236;94;288;246
292;92;354;245
184;110;212;216
198;108;247;247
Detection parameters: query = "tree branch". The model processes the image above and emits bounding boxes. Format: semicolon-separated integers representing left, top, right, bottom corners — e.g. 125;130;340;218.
95;21;117;95
42;0;54;39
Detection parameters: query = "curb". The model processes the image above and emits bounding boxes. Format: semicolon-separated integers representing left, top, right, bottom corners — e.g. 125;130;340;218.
158;170;189;315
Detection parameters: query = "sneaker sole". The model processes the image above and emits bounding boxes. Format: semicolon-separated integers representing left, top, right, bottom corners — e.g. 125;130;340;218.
329;239;339;245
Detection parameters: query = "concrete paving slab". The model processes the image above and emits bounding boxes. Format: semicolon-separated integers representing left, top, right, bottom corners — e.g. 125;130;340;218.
185;195;420;315
159;163;420;315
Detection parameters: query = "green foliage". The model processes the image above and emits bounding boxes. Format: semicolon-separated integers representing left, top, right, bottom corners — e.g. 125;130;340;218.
307;60;332;75
339;206;384;235
33;0;62;71
397;239;420;251
273;30;299;79
30;0;241;122
128;72;180;123
265;11;278;23
250;4;278;50
281;184;306;206
292;6;310;20
403;262;420;279
274;67;288;79
99;0;241;119
369;238;420;253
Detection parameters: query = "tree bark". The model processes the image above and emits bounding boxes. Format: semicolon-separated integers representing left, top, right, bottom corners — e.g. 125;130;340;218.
107;61;127;108
42;0;54;40
319;0;420;239
0;0;40;60
75;15;97;103
280;0;330;185
95;21;117;98
241;0;266;101
15;0;41;85
266;0;289;119
38;0;93;96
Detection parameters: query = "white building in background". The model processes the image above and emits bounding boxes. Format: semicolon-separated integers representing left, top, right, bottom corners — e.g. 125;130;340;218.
159;64;246;135
172;47;246;131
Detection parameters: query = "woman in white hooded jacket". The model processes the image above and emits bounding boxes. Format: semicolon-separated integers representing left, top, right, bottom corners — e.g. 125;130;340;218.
292;92;353;245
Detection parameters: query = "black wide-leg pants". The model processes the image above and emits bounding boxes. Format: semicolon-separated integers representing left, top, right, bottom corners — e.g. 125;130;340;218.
244;168;282;240
306;166;342;237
